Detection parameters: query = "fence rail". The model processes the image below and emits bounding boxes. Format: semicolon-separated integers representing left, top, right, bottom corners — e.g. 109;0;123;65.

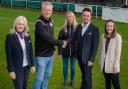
0;0;102;16
0;0;128;23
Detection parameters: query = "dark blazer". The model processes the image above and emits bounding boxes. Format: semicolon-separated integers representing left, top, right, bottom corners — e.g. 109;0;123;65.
58;25;76;57
5;34;35;72
74;23;99;64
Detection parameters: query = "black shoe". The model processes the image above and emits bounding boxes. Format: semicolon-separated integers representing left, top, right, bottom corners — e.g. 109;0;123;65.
70;80;75;87
80;85;85;89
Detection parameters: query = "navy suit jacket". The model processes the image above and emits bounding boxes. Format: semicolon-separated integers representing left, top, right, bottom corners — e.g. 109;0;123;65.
5;34;35;72
74;23;99;64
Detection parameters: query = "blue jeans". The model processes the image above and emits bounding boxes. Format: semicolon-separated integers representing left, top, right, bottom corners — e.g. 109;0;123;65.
33;56;53;89
62;56;76;81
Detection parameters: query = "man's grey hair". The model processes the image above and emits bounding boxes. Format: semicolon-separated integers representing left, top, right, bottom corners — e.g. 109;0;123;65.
41;1;53;9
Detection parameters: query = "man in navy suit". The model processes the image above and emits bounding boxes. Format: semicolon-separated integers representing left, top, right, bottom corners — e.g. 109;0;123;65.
73;8;99;89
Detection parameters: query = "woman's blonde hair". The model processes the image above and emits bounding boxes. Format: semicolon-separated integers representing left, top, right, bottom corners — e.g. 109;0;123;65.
61;11;78;32
9;16;29;36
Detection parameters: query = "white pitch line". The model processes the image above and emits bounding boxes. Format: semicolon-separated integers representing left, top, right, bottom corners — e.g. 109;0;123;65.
0;16;34;24
0;16;11;20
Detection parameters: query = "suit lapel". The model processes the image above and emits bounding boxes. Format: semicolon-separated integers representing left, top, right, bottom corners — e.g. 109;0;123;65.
79;25;82;36
24;36;29;55
103;38;106;53
14;34;22;51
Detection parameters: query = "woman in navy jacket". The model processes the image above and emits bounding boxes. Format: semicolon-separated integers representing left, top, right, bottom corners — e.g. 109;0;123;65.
58;12;78;88
5;16;35;89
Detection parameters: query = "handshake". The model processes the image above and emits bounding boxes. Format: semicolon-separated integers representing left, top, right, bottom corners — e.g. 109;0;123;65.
62;41;67;48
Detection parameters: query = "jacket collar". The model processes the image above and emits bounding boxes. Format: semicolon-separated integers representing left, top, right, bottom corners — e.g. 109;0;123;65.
40;15;51;23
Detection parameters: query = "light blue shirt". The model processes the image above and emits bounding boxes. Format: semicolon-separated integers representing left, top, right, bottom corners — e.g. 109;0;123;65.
16;32;28;67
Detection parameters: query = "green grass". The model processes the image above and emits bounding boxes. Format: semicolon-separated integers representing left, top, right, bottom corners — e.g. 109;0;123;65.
0;6;128;89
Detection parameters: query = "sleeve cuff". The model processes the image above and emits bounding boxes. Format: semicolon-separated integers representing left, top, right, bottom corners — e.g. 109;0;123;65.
89;59;94;63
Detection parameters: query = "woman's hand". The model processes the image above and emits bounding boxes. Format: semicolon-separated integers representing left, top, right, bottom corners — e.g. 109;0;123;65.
88;61;93;67
53;51;56;59
9;72;16;80
31;66;35;74
113;67;118;74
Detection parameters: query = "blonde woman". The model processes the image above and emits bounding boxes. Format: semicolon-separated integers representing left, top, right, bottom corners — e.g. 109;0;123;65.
5;16;35;89
100;19;122;89
58;11;78;88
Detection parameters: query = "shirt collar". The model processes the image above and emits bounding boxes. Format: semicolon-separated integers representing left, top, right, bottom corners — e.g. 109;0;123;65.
81;21;90;28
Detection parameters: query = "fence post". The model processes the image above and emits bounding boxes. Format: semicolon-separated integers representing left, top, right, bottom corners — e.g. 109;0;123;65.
96;5;97;18
26;0;27;9
67;3;69;11
11;0;13;7
126;0;128;5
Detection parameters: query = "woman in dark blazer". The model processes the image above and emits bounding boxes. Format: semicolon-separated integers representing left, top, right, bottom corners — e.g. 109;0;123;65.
5;16;35;89
58;12;78;88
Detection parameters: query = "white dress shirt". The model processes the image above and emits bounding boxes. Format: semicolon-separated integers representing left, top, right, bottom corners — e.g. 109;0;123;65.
16;33;28;67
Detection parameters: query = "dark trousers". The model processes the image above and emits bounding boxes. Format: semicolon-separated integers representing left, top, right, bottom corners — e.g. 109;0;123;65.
103;72;121;89
77;56;92;89
13;66;30;89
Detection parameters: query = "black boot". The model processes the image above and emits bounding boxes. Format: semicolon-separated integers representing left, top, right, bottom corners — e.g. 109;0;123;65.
70;80;75;87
